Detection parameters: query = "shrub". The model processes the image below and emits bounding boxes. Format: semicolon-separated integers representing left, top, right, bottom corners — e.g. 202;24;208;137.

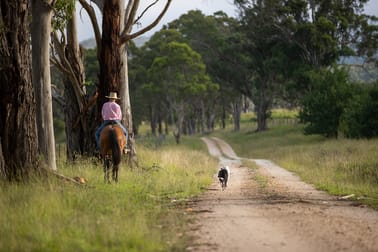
299;67;353;138
340;82;378;138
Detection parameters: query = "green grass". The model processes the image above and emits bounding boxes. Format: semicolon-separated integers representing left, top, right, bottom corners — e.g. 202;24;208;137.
0;137;218;251
213;119;378;208
3;109;377;251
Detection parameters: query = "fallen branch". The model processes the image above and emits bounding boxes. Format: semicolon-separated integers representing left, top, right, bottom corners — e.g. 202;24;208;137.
42;167;87;186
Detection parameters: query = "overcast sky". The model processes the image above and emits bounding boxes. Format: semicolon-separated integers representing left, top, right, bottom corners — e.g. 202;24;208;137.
76;0;378;42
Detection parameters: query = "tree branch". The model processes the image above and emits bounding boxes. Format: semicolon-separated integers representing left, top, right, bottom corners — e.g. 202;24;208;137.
133;0;159;25
123;0;140;34
120;0;172;44
73;90;99;129
51;85;65;108
78;0;102;54
51;31;86;112
91;0;104;12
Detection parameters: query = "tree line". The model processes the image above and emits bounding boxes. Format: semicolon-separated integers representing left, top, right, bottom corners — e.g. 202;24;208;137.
124;0;377;142
0;0;377;180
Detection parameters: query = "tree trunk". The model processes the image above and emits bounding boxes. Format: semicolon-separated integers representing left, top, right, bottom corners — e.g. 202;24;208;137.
51;3;97;159
158;107;163;135
120;0;137;164
164;119;169;135
149;104;157;136
120;48;138;162
0;0;39;179
98;0;121;110
221;104;226;129
232;96;242;131
63;76;82;160
31;0;56;170
173;103;184;144
64;6;90;159
200;100;206;133
255;100;270;132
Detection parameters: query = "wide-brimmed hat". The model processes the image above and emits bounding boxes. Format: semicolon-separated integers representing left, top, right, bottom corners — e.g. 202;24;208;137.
105;92;120;100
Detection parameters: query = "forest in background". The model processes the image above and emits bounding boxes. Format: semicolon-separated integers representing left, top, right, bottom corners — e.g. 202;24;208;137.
1;0;378;179
54;4;378;144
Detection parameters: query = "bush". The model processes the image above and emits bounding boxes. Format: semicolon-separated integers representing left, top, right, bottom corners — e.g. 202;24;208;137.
299;67;353;138
340;82;378;138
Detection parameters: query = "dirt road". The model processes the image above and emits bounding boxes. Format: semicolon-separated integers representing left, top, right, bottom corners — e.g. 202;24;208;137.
186;137;378;252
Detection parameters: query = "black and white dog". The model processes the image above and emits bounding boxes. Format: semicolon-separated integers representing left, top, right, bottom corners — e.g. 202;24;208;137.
218;166;230;190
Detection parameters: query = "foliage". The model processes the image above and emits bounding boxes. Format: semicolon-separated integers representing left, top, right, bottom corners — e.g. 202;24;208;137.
128;29;190;134
235;0;377;133
340;82;378;138
83;48;99;91
236;0;306;130
130;28;220;136
167;10;245;131
52;0;75;31
299;67;353;138
148;41;213;101
129;1;377;136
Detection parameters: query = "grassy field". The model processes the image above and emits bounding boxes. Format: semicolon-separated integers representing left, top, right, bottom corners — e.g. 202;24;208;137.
2;110;377;251
0;137;217;251
214;111;378;208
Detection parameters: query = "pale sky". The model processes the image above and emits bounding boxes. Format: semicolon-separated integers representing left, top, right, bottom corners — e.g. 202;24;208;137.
76;0;237;41
76;0;378;42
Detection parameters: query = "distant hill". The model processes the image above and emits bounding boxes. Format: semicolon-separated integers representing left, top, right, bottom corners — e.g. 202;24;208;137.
133;36;150;47
338;55;378;83
80;36;150;49
80;38;96;49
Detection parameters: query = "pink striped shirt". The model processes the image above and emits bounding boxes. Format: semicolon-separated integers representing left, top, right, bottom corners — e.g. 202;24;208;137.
101;101;122;121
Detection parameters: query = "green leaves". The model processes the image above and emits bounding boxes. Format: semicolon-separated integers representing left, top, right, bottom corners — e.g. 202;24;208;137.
52;0;75;31
299;67;353;138
148;41;214;101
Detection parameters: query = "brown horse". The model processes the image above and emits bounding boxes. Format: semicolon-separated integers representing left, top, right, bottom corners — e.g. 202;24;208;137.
99;124;127;183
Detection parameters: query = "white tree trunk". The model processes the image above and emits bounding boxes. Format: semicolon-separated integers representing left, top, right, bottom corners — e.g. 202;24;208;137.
120;49;133;132
119;0;137;160
31;0;56;170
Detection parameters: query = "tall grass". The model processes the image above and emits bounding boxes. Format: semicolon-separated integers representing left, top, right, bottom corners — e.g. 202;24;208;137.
215;112;378;208
0;136;217;251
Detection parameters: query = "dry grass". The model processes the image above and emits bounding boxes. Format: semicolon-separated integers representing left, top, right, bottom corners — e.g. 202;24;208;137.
214;117;378;208
0;137;218;251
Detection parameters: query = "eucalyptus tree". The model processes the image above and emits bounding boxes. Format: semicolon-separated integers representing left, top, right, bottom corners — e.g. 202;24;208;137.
0;0;39;179
235;0;293;131
31;0;58;170
78;0;172;163
133;29;185;136
168;10;245;131
285;0;377;136
50;0;92;160
299;67;353;138
148;42;217;143
234;0;377;132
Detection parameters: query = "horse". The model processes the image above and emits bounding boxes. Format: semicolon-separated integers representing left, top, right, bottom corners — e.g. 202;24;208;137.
99;123;127;183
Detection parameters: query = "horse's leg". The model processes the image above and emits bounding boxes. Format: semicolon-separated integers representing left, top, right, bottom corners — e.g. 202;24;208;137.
112;165;118;183
103;159;107;183
104;158;110;183
115;165;118;183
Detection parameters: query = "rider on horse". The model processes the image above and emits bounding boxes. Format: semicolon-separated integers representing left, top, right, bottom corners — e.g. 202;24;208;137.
95;92;128;153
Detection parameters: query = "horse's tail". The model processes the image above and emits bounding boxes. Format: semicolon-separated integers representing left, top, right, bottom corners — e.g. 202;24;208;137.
109;128;121;166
